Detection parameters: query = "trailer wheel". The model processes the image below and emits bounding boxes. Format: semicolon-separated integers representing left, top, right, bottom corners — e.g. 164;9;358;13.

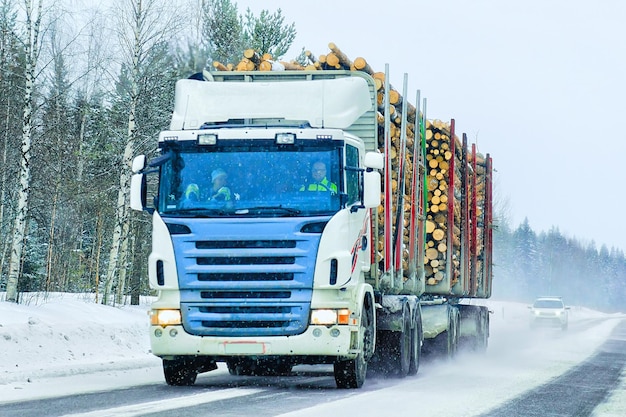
334;296;374;389
163;358;198;386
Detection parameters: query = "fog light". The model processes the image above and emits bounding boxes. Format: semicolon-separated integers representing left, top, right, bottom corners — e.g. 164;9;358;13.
330;328;340;337
154;328;163;337
312;328;322;337
169;328;178;337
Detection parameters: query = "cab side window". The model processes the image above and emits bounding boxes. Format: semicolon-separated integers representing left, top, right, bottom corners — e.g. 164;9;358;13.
346;145;359;206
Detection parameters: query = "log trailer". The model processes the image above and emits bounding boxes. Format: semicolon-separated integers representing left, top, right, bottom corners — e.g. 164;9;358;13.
129;65;493;389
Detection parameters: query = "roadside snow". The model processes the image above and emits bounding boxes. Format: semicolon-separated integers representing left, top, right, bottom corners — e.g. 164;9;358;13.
0;293;161;402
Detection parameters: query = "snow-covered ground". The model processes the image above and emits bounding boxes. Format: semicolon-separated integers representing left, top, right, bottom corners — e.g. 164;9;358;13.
1;293;625;416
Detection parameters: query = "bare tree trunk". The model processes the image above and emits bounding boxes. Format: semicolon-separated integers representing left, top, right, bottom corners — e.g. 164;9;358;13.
103;112;135;305
45;185;59;292
129;223;140;305
102;0;184;305
0;96;10;281
103;0;142;305
93;211;103;303
5;0;42;303
115;217;130;304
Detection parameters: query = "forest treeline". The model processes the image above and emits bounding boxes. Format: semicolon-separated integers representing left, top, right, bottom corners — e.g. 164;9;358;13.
493;218;626;312
0;0;624;312
0;0;298;304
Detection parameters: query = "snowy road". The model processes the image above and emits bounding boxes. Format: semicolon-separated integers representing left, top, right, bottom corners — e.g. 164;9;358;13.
1;298;625;416
480;320;626;416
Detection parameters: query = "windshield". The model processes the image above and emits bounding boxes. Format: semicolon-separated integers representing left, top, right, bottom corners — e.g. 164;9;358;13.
533;299;564;309
156;144;343;217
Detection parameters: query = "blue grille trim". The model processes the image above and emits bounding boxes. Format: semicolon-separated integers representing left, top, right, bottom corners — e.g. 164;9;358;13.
169;217;327;337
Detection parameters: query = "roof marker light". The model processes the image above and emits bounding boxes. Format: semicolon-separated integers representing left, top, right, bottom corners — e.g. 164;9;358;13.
275;133;296;144
198;133;217;145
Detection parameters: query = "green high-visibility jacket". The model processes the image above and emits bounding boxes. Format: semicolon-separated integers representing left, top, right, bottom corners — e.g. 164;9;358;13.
300;178;337;194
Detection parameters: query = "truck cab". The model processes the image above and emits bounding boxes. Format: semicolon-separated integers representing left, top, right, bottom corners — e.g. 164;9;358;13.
130;73;382;388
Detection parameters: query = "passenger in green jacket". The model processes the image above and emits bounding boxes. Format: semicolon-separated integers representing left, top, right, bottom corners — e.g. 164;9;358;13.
209;168;233;206
300;161;337;194
182;168;233;208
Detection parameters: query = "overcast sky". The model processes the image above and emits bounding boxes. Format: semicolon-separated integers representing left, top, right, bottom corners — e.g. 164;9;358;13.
234;0;626;251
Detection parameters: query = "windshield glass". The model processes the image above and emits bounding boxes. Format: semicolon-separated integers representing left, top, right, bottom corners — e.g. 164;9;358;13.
533;299;564;309
157;144;342;217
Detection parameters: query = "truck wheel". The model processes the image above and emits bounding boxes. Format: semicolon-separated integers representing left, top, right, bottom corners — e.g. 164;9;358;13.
227;358;257;376
255;359;293;376
449;309;460;357
476;308;489;352
334;298;374;389
408;308;422;375
396;304;412;377
433;308;459;358
163;358;198;386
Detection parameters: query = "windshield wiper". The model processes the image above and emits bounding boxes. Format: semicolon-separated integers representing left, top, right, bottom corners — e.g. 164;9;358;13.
235;206;302;216
164;207;229;217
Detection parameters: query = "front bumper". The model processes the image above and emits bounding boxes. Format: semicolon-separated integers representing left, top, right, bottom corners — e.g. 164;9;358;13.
529;314;567;327
150;323;358;360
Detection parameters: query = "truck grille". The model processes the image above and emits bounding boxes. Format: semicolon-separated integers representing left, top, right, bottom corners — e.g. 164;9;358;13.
169;217;324;337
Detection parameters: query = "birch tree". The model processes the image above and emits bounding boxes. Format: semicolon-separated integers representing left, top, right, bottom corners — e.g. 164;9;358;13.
102;0;183;305
5;0;43;302
0;0;24;288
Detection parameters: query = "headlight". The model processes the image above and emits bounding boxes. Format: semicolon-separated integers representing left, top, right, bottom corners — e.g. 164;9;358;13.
311;309;337;325
150;309;182;326
310;309;350;325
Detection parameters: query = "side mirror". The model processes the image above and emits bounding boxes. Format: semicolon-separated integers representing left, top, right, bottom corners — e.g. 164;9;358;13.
130;155;147;211
363;170;381;208
364;151;384;170
132;155;146;173
130;173;146;211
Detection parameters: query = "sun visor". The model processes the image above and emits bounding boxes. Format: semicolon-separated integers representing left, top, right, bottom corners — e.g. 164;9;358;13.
170;76;373;130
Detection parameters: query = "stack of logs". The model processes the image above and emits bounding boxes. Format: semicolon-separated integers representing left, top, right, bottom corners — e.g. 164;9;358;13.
423;121;490;289
212;43;488;289
473;153;488;293
424;120;461;287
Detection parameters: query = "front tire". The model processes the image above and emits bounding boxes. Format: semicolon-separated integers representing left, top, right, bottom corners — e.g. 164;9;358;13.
334;296;374;389
163;358;198;386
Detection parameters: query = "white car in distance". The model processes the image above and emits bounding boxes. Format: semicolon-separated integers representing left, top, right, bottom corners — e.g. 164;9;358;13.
529;296;570;331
